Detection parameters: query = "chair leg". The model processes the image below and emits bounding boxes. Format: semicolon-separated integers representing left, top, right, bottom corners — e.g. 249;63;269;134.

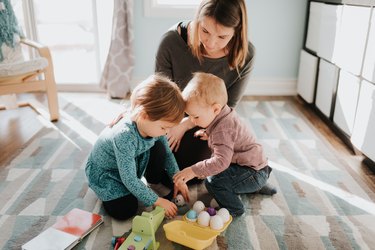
45;71;59;121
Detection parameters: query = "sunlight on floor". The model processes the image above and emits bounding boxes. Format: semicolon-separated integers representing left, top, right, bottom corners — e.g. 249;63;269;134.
32;93;129;148
270;160;375;215
62;93;127;125
31;94;375;216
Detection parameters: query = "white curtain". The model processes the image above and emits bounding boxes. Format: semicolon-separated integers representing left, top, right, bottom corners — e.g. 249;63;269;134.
100;0;134;98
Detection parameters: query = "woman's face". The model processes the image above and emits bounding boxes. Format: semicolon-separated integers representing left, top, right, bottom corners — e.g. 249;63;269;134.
198;16;235;58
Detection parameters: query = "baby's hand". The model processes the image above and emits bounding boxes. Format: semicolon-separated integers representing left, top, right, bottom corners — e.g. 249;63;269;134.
173;167;196;184
154;198;177;218
194;129;208;140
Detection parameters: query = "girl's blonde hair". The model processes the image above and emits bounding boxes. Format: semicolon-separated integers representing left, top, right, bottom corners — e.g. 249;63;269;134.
190;0;249;69
131;74;185;124
182;72;228;107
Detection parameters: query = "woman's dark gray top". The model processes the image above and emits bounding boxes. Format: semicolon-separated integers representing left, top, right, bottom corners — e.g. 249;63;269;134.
155;21;255;107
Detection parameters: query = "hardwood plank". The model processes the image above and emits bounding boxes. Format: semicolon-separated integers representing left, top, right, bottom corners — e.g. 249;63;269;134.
0;105;45;165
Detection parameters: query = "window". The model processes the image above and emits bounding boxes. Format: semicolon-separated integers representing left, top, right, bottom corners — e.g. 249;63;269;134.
13;0;113;91
144;0;200;18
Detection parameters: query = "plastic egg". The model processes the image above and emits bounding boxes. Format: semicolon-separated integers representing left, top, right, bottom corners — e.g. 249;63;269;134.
217;208;230;223
186;209;197;222
206;207;216;216
173;194;185;206
193;200;205;213
210;215;224;230
197;211;210;227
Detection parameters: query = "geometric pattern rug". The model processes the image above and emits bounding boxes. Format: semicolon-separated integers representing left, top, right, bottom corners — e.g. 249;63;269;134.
1;96;375;249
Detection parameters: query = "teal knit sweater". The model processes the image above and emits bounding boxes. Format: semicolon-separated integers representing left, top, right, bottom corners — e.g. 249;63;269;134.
85;116;179;206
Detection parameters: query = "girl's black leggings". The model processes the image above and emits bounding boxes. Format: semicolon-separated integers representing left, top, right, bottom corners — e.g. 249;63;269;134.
102;194;138;221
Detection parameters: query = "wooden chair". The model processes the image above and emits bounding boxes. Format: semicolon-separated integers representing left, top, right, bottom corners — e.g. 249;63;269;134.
0;38;59;121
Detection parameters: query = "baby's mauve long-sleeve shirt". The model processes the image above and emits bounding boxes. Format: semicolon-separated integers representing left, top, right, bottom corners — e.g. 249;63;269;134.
191;105;268;178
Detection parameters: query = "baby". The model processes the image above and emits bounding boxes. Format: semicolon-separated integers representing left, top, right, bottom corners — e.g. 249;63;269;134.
174;72;276;216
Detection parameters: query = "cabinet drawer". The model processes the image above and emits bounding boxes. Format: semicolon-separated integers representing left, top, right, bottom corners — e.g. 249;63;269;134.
335;5;371;75
362;12;375;83
317;4;342;63
351;80;375;161
316;59;339;117
297;50;318;103
306;2;324;53
333;70;360;135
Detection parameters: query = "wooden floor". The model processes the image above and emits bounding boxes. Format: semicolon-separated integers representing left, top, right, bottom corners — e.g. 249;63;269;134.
0;103;46;165
1;93;374;191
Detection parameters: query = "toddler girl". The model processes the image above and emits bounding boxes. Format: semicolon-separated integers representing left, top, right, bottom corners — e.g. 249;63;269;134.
86;75;189;220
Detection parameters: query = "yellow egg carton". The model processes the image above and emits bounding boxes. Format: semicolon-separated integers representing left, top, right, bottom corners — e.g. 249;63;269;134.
163;211;232;250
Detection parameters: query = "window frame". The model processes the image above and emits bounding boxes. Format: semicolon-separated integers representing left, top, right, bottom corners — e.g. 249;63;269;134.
143;0;199;18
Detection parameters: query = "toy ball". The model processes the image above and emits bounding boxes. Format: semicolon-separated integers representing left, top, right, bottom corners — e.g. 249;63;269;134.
210;215;224;230
197;211;210;227
173;194;185;206
186;209;197;222
217;208;230;223
193;200;205;213
206;207;216;216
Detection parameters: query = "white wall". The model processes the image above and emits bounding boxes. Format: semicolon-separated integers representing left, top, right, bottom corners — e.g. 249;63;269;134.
133;0;308;95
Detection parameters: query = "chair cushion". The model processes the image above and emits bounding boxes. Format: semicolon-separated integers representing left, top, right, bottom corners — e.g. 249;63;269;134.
0;57;48;76
0;43;48;76
0;58;48;76
0;42;23;63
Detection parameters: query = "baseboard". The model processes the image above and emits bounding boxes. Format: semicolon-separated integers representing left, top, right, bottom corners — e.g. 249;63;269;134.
132;77;297;96
57;84;104;92
245;78;297;96
56;78;298;97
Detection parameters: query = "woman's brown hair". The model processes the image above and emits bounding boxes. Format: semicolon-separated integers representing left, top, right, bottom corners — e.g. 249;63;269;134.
131;74;185;124
190;0;249;69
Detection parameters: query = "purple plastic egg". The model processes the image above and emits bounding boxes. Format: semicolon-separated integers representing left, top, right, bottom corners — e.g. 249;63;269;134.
207;207;216;216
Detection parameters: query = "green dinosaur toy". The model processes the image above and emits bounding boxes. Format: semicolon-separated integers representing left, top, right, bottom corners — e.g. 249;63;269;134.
119;206;165;250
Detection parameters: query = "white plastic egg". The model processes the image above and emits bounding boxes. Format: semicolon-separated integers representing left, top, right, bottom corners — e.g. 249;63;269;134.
210;215;224;230
217;208;230;223
197;211;210;227
193;200;205;213
173;194;185;206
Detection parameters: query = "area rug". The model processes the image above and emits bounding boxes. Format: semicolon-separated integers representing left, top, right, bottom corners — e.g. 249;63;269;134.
1;96;375;250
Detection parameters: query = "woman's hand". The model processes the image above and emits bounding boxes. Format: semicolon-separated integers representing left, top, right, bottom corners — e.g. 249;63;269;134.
173;181;190;203
173;167;196;185
154;197;177;218
194;129;208;140
108;112;125;128
167;117;194;152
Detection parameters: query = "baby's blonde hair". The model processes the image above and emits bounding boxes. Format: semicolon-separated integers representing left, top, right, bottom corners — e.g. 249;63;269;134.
131;74;185;124
182;72;228;107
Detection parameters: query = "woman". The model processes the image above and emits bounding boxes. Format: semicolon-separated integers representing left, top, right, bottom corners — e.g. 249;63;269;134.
146;0;256;190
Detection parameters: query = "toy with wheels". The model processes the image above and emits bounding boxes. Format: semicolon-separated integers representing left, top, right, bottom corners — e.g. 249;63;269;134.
112;236;126;250
119;206;165;250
